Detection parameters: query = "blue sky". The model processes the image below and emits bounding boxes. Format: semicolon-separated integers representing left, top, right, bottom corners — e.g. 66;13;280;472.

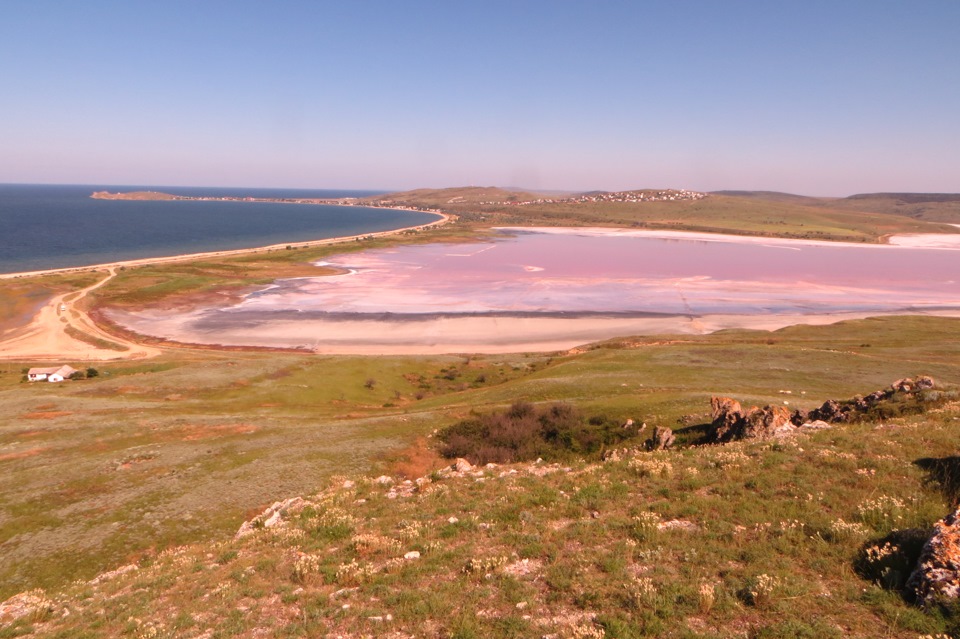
2;1;958;195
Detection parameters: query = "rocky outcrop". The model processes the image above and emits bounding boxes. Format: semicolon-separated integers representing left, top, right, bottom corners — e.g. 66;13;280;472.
709;398;793;442
808;398;853;424
722;376;946;441
907;507;960;604
235;497;305;539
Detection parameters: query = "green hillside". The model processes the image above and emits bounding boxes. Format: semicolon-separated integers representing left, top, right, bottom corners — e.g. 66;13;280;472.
370;187;960;242
2;317;960;636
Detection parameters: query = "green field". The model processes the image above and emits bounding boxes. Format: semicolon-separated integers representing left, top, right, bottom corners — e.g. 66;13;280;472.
0;315;958;636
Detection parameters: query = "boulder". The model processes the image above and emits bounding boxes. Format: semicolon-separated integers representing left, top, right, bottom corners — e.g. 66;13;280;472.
709;398;793;442
710;397;744;442
646;426;675;451
892;378;915;393
916;375;937;390
742;405;795;439
809;398;852;423
798;420;832;431
790;408;809;426
907;507;960;604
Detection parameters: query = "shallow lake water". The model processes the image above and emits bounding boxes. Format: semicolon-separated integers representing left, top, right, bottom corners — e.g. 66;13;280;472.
111;228;960;352
236;228;960;316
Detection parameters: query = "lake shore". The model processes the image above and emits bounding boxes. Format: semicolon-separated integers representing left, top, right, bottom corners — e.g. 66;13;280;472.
6;222;960;359
498;225;960;250
105;224;960;355
108;308;960;355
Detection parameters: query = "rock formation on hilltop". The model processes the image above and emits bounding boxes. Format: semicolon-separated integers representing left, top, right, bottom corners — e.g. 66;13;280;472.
708;376;948;443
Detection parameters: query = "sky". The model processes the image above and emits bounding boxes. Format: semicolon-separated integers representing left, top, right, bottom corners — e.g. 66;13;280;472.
2;1;958;195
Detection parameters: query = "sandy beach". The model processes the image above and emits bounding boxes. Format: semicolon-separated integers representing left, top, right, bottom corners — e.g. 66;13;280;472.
0;209;449;360
0;208;450;281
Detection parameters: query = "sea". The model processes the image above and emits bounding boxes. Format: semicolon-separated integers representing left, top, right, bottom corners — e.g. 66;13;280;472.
0;184;438;274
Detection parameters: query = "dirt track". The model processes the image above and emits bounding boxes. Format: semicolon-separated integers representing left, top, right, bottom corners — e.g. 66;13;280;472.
0;268;160;361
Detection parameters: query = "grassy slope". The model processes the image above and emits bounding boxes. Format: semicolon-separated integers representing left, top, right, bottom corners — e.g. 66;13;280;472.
827;193;960;224
5;357;960;637
372;188;960;242
3;191;960;635
1;316;960;635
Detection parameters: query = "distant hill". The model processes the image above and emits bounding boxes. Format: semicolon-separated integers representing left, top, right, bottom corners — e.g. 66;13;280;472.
365;186;545;207
846;192;960;204
830;193;960;224
710;190;825;204
366;186;959;242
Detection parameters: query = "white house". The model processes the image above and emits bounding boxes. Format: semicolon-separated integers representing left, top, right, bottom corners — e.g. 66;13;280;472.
27;365;77;383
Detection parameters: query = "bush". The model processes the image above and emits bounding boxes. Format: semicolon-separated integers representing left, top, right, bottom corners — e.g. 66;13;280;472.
436;401;642;464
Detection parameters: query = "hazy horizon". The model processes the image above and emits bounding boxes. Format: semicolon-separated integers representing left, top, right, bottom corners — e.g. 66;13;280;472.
4;181;958;200
2;1;958;196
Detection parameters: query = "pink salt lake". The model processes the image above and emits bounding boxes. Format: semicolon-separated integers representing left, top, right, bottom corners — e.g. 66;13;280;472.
110;228;960;353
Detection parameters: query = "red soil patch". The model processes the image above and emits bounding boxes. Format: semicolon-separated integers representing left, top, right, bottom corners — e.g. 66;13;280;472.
22;411;73;420
114;385;142;394
382;437;446;480
177;424;259;441
0;447;46;462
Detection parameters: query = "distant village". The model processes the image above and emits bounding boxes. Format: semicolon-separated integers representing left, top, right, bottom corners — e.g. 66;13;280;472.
479;189;707;206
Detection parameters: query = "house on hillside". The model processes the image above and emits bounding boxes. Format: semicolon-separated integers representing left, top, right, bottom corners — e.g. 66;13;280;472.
27;365;77;383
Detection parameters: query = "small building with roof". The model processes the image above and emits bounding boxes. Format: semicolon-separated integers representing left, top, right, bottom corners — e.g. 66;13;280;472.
27;365;77;383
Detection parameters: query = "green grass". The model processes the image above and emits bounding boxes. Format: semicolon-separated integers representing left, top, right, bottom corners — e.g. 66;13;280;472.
1;315;958;610
10;396;960;637
373;188;960;242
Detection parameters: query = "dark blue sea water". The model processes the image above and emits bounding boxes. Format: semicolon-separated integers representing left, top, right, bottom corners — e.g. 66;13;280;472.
0;184;436;274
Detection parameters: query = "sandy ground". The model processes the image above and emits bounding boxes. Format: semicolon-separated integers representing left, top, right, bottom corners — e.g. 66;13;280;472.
109;308;960;355
885;224;960;248
499;225;960;250
3;222;959;359
0;268;160;361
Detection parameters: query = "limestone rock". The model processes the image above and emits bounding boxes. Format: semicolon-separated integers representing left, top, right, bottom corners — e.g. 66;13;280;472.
646;426;675;451
0;589;53;623
709;398;794;442
798;420;832;431
742;405;794;439
235;496;304;539
710;397;743;441
790;408;809;426
809;398;850;423
908;507;960;604
892;378;915;393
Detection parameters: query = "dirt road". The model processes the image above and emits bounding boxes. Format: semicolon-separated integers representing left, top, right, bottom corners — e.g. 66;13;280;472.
0;268;161;361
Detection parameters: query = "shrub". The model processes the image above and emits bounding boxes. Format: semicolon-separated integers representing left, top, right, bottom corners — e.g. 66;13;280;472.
435;402;643;464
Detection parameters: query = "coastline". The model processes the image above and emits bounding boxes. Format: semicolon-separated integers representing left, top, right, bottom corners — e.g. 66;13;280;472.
0;207;451;280
5;221;960;359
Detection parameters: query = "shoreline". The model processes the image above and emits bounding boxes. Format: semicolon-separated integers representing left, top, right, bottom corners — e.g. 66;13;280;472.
497;226;960;250
0;207;451;280
6;218;957;282
107;308;960;355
